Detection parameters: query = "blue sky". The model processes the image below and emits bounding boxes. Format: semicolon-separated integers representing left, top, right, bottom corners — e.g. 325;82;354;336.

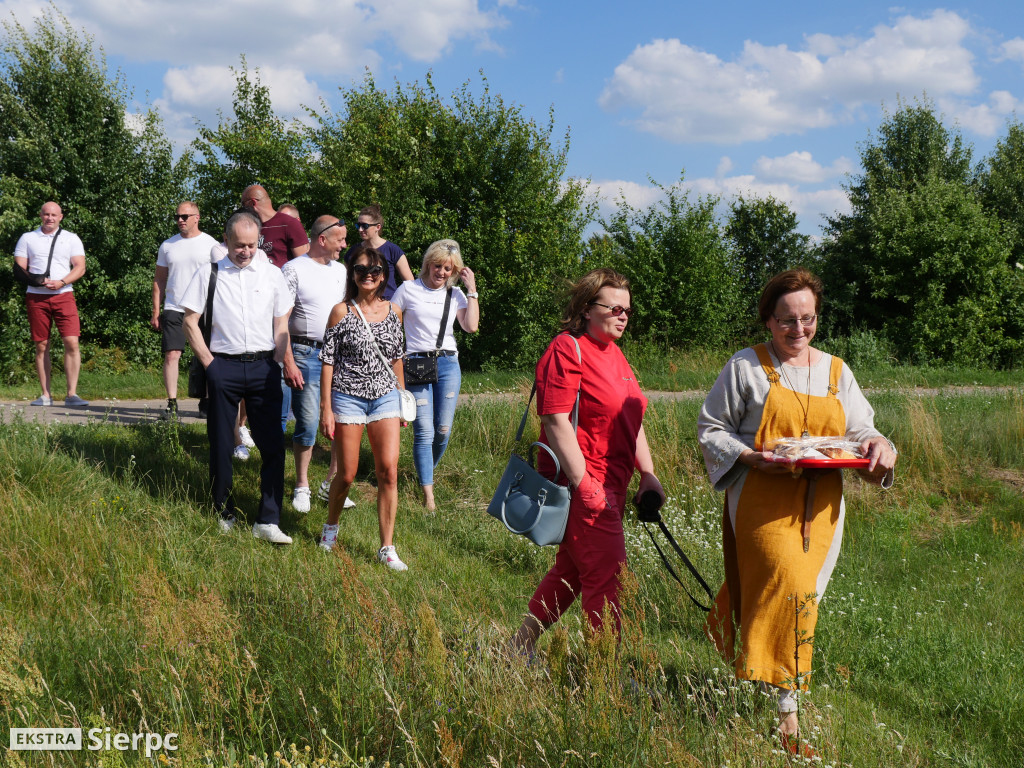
4;1;1023;234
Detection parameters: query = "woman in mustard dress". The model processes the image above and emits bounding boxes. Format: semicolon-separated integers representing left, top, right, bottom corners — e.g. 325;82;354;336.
698;268;896;745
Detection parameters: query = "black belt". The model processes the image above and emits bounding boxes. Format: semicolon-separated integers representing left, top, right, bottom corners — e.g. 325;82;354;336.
290;336;323;349
213;350;273;362
407;350;457;358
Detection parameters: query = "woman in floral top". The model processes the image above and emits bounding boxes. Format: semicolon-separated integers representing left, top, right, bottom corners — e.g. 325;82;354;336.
318;247;409;571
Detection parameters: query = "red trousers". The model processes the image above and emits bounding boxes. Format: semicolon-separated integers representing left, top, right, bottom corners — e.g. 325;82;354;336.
527;494;627;632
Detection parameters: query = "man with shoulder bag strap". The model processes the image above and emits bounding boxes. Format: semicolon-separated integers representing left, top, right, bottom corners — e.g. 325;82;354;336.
13;201;89;407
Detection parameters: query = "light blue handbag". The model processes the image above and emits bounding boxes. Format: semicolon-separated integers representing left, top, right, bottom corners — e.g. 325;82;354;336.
486;336;581;547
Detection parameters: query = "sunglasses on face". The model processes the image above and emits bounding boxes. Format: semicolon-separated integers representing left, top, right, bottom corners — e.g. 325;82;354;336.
589;301;634;318
173;213;196;221
356;221;378;231
353;264;384;279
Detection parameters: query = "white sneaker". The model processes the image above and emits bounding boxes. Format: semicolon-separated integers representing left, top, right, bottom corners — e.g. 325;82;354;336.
218;515;236;534
233;444;250;461
319;523;339;551
317;478;332;501
252;523;292;545
292;486;311;513
317;478;356;508
239;425;256;449
377;545;408;571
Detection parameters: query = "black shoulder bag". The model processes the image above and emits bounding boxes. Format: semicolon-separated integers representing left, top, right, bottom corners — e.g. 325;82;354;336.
14;228;61;287
187;264;219;399
404;286;453;386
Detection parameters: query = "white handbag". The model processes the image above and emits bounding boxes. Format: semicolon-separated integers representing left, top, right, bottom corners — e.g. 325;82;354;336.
352;302;417;423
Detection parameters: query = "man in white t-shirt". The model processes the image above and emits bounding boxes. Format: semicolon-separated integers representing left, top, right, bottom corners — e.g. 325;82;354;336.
280;215;352;512
151;201;220;417
14;201;89;408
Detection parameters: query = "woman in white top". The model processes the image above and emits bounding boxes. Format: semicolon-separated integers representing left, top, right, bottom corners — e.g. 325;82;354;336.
391;239;479;511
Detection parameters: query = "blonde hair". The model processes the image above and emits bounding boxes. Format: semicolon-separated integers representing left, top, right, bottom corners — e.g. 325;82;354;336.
420;239;464;288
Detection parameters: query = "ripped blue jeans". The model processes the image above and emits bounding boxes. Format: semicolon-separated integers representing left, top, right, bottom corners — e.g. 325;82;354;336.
407;354;462;486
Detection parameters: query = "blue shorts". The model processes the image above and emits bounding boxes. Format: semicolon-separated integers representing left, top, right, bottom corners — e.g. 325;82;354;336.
331;388;401;425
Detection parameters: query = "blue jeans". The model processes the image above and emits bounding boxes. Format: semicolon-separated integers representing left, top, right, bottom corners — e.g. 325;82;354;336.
408;355;461;486
280;367;292;433
289;342;322;446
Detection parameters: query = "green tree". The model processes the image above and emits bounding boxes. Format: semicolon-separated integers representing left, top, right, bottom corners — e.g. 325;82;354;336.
185;62;337;234
597;179;742;349
0;8;181;373
308;73;592;368
725;194;810;331
817;99;1022;365
978;121;1024;268
821;101;977;330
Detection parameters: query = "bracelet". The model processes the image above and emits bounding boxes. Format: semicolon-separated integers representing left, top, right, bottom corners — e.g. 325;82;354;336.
59;280;66;287
466;291;479;299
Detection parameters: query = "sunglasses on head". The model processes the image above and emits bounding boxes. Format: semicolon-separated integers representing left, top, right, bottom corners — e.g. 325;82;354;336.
353;264;384;279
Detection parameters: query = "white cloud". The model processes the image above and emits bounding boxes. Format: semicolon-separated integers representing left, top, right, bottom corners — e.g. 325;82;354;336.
586;161;852;236
8;0;507;71
753;151;854;184
599;9;979;143
939;91;1024;136
998;37;1024;63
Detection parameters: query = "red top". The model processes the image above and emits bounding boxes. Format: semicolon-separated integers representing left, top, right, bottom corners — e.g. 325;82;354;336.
259;211;310;269
536;332;647;510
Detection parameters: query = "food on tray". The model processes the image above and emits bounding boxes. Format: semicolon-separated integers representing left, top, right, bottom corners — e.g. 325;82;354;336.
766;436;864;461
821;447;858;460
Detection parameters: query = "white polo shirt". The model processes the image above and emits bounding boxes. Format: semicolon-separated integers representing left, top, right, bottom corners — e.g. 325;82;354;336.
179;256;293;355
156;231;220;312
13;227;86;296
281;255;347;342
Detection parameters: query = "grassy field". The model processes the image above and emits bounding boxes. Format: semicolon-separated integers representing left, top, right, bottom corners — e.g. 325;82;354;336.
1;343;1022;402
1;382;1022;767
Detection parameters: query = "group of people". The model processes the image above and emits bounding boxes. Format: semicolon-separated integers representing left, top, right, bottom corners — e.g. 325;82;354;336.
14;196;897;745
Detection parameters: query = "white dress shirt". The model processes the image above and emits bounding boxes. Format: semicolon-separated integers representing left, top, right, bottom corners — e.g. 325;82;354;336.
179;257;293;354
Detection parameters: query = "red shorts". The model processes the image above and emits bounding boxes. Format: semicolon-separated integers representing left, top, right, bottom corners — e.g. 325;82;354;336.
26;292;81;342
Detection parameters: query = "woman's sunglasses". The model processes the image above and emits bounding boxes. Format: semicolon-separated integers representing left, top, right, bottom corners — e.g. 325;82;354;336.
353;264;384;279
589;301;634;318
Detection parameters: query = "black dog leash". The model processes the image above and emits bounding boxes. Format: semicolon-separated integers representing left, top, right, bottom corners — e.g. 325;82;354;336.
636;490;715;612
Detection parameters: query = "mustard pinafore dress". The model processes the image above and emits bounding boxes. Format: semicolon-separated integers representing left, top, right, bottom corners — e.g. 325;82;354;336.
706;343;847;689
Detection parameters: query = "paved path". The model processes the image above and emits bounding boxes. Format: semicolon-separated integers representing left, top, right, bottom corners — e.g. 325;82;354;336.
0;384;1015;428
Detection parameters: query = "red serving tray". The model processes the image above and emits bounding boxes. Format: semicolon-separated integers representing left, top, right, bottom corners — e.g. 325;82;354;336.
794;457;871;468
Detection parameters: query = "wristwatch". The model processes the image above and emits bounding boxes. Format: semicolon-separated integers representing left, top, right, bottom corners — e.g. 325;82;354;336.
466;291;479;299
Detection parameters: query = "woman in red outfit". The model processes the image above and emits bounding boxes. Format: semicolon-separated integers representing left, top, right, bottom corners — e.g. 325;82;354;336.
510;268;666;655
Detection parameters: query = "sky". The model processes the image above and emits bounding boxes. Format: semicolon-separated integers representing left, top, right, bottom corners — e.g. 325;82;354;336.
3;1;1023;235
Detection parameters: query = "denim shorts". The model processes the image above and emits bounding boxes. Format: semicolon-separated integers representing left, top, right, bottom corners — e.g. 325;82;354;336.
331;388;401;425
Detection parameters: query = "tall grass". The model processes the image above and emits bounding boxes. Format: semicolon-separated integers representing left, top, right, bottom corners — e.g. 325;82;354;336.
1;389;1023;766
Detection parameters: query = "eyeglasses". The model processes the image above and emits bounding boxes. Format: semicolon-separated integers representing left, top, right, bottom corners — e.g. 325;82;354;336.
773;314;817;329
589;301;633;318
356;221;378;231
353;264;384;279
173;213;196;221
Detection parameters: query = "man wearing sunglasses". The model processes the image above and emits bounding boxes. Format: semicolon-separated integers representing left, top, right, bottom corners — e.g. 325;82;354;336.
280;215;355;513
241;184;309;268
151;201;220;418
